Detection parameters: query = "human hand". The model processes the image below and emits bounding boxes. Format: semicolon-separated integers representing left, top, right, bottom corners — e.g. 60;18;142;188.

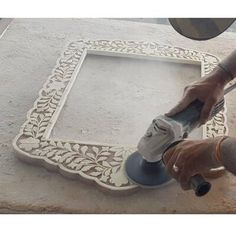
163;138;222;190
166;66;229;125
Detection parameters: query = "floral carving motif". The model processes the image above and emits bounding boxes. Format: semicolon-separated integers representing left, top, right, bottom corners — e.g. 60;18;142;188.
13;40;228;191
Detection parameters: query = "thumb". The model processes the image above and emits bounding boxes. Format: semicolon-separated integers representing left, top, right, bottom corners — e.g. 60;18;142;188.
166;94;195;117
199;98;216;124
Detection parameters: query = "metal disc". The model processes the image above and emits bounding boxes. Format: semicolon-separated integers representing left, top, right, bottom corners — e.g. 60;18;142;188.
125;151;172;187
169;18;235;40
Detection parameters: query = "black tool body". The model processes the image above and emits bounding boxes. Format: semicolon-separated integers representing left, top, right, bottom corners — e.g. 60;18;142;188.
172;98;224;133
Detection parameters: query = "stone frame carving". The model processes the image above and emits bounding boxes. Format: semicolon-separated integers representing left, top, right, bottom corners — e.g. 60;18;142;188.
13;40;228;191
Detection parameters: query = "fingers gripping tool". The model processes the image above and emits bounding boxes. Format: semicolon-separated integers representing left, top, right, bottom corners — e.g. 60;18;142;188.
125;83;236;196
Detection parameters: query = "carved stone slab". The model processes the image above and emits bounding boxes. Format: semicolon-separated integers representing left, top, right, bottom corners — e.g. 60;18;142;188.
13;40;228;191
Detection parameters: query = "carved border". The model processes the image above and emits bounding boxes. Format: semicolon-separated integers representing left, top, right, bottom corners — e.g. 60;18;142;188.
13;40;228;191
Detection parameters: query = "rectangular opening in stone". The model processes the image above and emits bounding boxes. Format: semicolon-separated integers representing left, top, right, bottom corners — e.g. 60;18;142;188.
51;53;201;146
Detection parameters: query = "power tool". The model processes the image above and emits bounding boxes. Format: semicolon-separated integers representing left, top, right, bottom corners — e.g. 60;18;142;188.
125;18;236;196
125;84;236;197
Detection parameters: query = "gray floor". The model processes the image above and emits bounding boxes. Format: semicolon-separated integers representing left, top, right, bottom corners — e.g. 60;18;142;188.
0;18;12;38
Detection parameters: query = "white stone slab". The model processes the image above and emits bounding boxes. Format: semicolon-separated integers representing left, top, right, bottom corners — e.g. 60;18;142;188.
13;39;228;192
52;54;202;145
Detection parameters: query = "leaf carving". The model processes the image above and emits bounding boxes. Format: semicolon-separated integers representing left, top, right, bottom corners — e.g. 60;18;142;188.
81;165;94;172
81;146;88;155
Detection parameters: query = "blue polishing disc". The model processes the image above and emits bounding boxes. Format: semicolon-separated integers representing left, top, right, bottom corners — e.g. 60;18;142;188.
125;151;172;187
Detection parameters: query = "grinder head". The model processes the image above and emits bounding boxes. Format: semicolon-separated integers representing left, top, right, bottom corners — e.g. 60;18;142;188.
125;115;184;187
137;115;183;162
125;151;172;187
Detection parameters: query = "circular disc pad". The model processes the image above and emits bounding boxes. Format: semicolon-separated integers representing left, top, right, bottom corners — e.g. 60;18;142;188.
125;151;172;187
169;18;235;40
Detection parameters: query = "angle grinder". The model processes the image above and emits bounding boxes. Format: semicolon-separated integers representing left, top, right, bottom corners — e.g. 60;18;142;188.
125;83;236;197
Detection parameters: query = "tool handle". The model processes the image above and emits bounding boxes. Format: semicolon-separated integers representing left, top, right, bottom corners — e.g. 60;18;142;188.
171;80;236;130
163;140;211;197
190;174;211;197
172;99;204;129
172;98;225;132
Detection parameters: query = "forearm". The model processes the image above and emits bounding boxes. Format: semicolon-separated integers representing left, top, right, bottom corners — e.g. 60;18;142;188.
203;50;236;88
218;49;236;82
220;137;236;175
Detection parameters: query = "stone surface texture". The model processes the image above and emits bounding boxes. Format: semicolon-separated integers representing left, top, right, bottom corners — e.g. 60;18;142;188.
1;19;236;213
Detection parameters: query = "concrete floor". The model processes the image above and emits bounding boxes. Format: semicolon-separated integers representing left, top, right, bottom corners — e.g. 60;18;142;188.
1;19;236;213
